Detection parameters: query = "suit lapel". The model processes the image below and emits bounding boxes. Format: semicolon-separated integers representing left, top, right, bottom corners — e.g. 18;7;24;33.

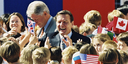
50;31;61;46
45;18;54;32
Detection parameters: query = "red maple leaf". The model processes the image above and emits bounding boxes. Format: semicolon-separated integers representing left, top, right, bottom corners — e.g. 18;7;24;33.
118;20;125;27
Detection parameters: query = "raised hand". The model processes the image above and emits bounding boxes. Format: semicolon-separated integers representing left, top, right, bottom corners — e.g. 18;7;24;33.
62;35;72;46
28;28;38;45
3;28;17;37
44;37;52;49
77;39;83;43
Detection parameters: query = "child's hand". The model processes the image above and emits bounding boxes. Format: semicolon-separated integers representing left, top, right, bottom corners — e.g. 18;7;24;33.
44;37;52;49
62;35;73;46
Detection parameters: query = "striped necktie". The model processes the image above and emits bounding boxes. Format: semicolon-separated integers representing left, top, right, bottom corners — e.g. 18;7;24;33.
39;28;44;38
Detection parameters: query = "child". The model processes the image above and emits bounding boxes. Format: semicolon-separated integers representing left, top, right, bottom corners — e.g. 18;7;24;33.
98;48;118;64
117;32;128;53
92;34;111;54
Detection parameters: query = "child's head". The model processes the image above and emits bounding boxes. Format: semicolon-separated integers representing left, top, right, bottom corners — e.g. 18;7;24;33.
79;22;96;36
84;10;102;28
117;32;128;52
62;46;78;64
92;34;111;53
108;10;125;22
98;48;118;64
20;44;39;64
0;13;10;30
32;47;51;64
72;25;79;33
0;41;20;63
102;40;117;50
119;50;128;64
80;44;97;55
50;46;62;63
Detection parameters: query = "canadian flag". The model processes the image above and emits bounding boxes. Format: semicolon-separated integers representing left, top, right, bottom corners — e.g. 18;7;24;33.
113;17;128;34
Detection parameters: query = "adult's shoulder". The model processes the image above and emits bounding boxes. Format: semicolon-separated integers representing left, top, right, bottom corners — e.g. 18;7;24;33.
71;30;91;43
45;31;59;37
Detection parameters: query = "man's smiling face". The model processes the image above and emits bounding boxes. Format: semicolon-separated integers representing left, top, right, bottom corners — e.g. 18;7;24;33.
56;14;74;36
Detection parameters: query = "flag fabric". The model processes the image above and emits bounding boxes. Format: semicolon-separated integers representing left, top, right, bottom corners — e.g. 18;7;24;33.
27;18;36;34
107;31;114;40
97;25;103;33
113;17;128;34
80;53;100;64
113;33;117;43
97;25;114;40
72;52;81;64
97;25;108;34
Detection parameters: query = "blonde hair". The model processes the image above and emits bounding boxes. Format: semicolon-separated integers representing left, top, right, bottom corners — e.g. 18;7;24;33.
79;22;96;35
102;40;117;50
84;10;101;27
20;44;39;64
108;10;124;22
32;47;51;64
72;25;79;33
62;46;78;63
92;34;111;44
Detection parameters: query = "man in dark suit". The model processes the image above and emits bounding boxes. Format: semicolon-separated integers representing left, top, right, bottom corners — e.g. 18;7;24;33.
39;10;90;49
26;1;56;38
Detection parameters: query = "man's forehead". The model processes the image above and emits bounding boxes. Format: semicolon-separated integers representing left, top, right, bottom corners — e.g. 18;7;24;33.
56;14;70;20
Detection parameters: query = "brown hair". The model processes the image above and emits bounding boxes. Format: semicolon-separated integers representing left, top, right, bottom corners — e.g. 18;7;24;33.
6;12;25;32
0;41;20;63
80;44;97;55
98;48;118;64
117;32;128;46
55;10;74;22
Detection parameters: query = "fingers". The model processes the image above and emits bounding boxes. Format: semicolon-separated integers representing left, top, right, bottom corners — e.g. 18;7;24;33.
44;37;52;49
36;41;41;46
8;30;17;35
25;27;28;31
34;28;37;36
62;38;68;45
45;37;49;44
77;39;82;43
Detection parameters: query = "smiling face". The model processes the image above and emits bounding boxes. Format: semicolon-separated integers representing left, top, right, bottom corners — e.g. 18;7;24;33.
9;15;23;33
56;14;74;36
117;40;128;51
93;38;104;53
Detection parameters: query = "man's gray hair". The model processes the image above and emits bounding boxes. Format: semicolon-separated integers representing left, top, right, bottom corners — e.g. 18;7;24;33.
26;1;50;16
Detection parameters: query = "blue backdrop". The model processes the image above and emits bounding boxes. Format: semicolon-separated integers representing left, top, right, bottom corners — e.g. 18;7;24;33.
4;0;63;26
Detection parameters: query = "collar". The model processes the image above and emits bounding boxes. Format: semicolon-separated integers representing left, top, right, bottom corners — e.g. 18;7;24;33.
59;31;72;39
44;16;52;32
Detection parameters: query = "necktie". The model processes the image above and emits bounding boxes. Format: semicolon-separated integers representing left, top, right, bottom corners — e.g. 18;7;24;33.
39;28;44;38
61;37;66;50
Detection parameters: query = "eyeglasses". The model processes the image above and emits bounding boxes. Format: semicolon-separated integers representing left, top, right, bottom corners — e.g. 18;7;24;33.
27;17;34;21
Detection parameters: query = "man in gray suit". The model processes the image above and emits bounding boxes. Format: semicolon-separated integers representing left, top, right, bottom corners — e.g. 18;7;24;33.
26;1;56;38
39;10;90;50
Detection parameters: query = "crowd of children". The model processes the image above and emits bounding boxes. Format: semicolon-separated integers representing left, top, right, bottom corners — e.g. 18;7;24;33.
1;1;128;64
